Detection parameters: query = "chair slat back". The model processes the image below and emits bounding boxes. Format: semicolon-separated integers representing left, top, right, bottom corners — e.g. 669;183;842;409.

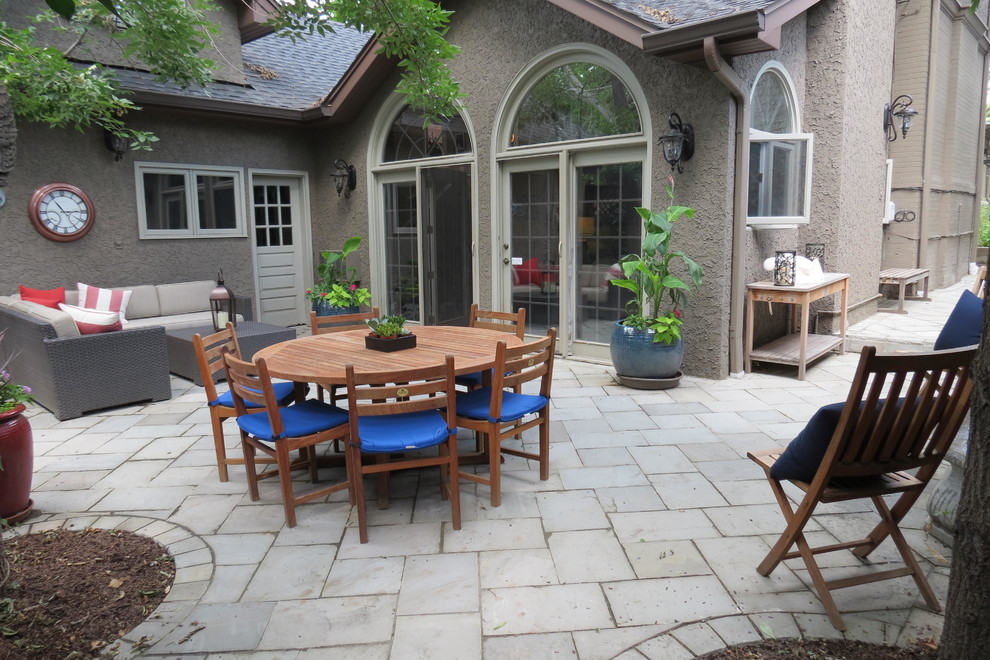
469;304;527;339
344;355;457;419
221;351;286;437
487;328;557;415
826;346;976;479
310;307;380;335
193;323;242;404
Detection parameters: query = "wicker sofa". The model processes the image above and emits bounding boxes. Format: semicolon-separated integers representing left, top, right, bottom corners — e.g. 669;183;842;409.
0;280;252;420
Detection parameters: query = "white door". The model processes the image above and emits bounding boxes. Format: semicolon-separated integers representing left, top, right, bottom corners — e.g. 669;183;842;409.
251;176;308;325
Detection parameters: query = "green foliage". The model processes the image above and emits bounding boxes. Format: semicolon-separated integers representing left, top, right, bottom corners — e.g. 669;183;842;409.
0;332;32;414
980;202;990;247
366;315;410;338
272;0;463;123
306;236;372;307
609;178;703;344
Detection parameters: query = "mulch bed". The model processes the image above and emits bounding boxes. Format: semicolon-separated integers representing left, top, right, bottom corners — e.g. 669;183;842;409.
0;527;174;659
698;637;939;659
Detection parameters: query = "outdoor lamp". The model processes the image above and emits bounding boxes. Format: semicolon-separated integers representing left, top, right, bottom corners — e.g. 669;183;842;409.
210;269;237;331
884;95;918;141
659;113;694;173
330;159;357;197
774;250;797;287
103;129;128;161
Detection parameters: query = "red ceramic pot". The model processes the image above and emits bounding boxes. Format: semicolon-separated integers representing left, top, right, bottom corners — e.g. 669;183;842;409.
0;404;33;523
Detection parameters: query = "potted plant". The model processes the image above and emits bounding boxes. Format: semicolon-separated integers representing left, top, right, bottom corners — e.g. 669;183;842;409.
0;331;34;523
306;235;373;316
608;177;703;388
365;315;417;352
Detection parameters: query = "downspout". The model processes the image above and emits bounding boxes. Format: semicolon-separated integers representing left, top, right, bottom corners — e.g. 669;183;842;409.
703;37;749;376
916;0;940;270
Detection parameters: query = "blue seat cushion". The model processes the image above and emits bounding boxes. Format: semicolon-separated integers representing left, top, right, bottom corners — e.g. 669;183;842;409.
455;370;485;387
211;381;297;409
934;290;983;350
236;399;348;441
457;387;548;423
771;399;903;482
356;410;453;453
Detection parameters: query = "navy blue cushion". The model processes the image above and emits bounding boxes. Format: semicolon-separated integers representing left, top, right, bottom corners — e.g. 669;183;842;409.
770;402;845;482
455;370;485;387
355;410;452;453
457;387;549;423
211;381;297;409
934;290;983;350
236;399;348;441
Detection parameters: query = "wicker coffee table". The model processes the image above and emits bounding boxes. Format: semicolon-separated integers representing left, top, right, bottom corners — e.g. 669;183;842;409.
166;321;297;385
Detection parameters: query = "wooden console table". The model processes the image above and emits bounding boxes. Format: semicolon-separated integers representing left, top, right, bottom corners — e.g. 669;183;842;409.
745;273;849;380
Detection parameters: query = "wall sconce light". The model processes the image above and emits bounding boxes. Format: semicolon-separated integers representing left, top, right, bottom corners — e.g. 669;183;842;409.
103;129;128;161
983;151;990;168
330;159;357;197
658;113;694;173
884;95;918;141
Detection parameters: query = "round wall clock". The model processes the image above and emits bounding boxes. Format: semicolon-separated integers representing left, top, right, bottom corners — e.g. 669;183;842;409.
28;183;95;242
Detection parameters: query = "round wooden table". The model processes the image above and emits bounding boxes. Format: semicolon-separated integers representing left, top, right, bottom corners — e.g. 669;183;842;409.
253;325;524;386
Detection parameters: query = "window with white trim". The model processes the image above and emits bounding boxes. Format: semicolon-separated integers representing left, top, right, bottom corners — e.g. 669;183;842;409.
136;163;246;238
747;65;813;226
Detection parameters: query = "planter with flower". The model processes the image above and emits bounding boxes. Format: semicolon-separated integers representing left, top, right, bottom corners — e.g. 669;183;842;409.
0;331;34;523
307;235;373;316
608;179;703;388
365;315;416;352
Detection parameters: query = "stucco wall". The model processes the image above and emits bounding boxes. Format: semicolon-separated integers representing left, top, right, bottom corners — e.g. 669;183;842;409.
316;0;736;379
1;111;317;306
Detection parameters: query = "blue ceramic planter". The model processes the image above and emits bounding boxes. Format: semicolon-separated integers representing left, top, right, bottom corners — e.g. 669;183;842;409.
312;301;359;317
610;322;684;379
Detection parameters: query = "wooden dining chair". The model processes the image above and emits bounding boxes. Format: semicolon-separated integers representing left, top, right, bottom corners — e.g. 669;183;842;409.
222;350;352;527
193;323;303;482
343;355;461;543
309;307;380;404
747;345;977;631
455;304;527;390
455;328;556;507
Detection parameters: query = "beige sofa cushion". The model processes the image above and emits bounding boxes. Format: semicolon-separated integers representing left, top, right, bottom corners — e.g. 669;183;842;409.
156;281;215;316
3;298;81;337
121;285;160;319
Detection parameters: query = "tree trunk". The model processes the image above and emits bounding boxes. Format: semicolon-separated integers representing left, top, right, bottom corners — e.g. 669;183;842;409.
939;296;990;658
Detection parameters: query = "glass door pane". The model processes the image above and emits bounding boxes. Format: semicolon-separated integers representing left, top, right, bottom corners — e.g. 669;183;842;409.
574;162;641;344
510;169;560;336
383;181;420;321
422;165;472;326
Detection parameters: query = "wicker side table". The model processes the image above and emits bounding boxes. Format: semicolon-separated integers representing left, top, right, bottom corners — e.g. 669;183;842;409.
166;321;297;385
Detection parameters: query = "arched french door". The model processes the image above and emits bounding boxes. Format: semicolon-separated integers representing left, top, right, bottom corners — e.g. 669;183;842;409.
369;102;477;326
495;47;652;359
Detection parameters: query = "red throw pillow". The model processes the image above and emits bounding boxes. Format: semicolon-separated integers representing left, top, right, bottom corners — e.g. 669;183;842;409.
19;285;65;309
58;304;123;335
512;257;543;287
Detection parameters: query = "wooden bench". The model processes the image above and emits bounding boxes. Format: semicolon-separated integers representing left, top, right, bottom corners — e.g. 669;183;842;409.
878;267;930;314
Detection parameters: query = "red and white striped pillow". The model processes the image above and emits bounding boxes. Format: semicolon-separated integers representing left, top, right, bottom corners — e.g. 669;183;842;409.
77;283;132;325
58;303;123;335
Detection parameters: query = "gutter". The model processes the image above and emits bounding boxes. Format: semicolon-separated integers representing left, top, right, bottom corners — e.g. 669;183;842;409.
643;11;765;55
128;90;331;123
703;37;749;376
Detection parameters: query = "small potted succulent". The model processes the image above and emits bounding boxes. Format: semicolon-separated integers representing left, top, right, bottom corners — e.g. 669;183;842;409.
365;314;416;352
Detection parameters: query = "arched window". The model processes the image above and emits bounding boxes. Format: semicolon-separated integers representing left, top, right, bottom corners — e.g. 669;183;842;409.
383;105;472;162
510;62;641;147
748;64;813;226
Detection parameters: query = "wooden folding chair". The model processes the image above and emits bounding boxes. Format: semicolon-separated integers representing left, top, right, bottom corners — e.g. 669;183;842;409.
343;355;461;543
222;350;352;527
748;345;977;631
193;323;303;481
310;307;380;404
456;328;556;507
456;304;527;390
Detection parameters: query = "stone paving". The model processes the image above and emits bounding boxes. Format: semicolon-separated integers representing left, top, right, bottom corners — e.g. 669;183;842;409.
7;277;976;659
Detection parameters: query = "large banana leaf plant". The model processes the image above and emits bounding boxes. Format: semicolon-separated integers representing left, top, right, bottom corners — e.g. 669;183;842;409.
609;180;703;344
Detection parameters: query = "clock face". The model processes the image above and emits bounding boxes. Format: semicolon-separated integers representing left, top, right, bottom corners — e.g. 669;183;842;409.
29;184;95;242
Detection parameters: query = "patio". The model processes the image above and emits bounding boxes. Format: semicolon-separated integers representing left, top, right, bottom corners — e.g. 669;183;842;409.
11;276;975;659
